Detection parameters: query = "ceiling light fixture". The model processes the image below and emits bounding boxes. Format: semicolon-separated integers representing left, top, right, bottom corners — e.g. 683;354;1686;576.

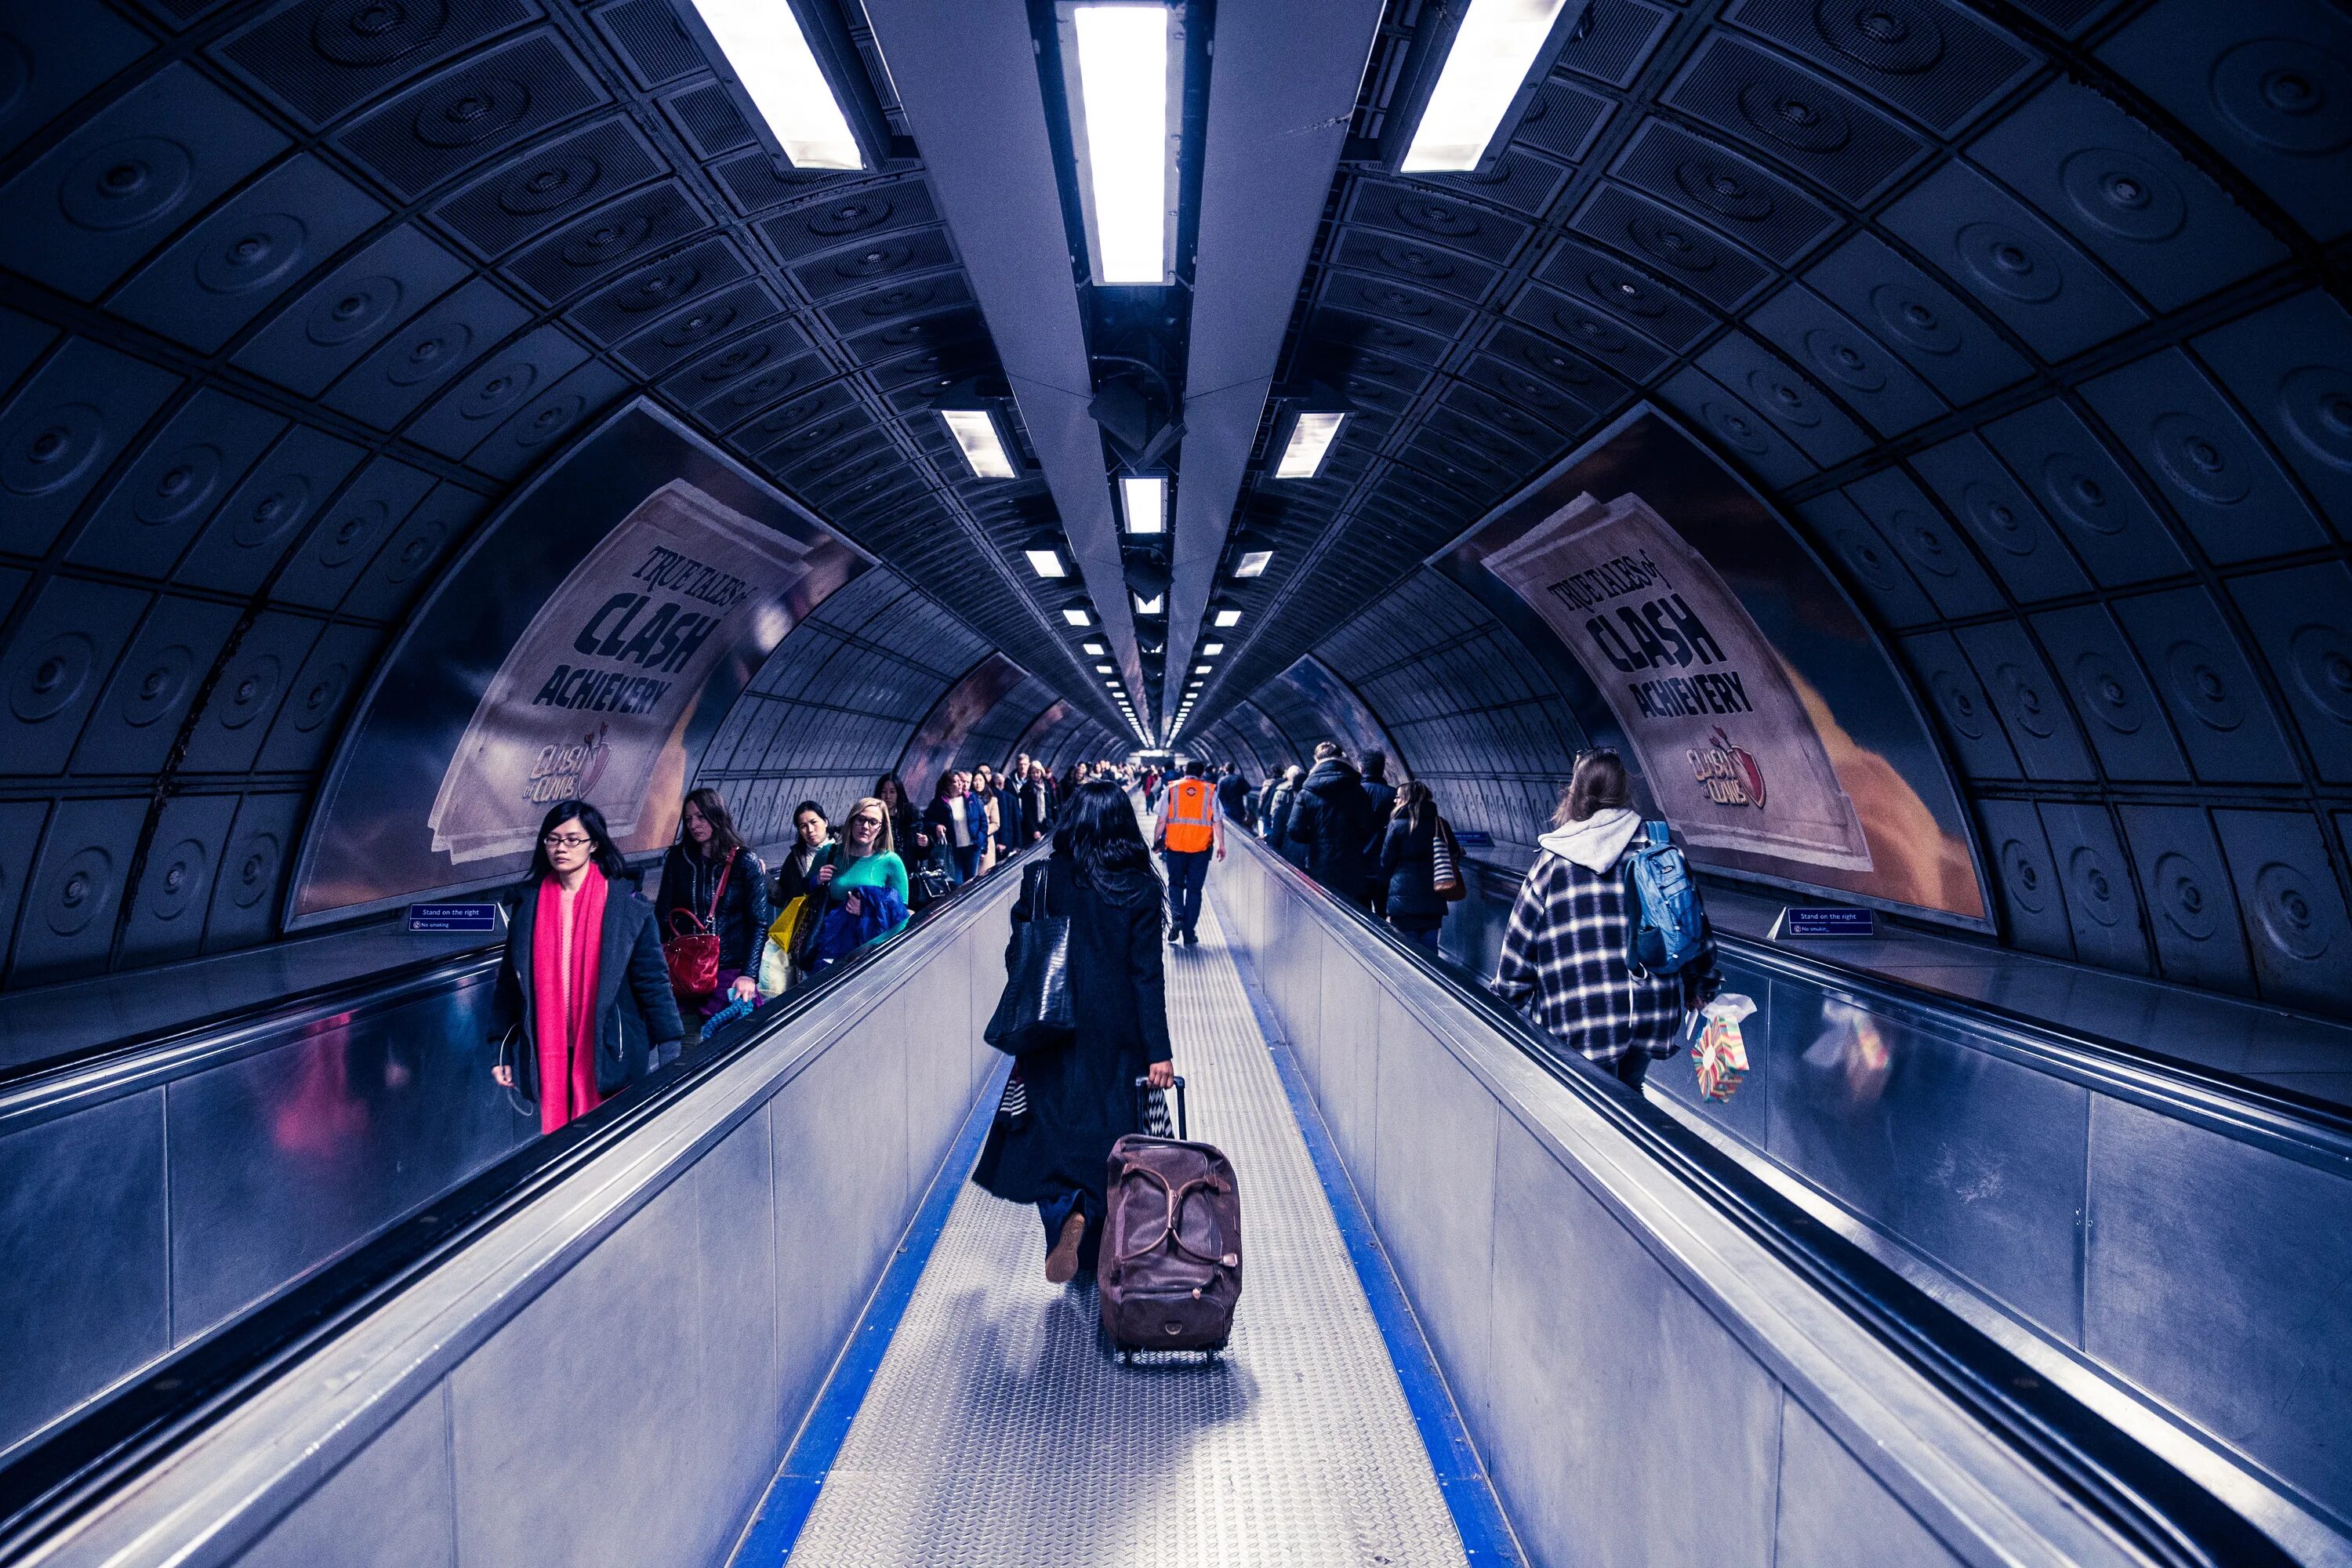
1213;608;1241;628
1398;0;1582;174
1134;591;1165;615
1120;473;1167;535
1203;642;1223;655
1096;662;1115;673
1195;663;1212;674
1233;550;1272;578
1063;608;1093;626
1061;4;1181;286
680;0;880;170
940;408;1016;479
1272;410;1346;478
1083;639;1108;655
1025;547;1068;579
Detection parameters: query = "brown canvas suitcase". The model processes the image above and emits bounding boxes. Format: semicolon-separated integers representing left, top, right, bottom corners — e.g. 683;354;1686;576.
1099;1076;1242;1361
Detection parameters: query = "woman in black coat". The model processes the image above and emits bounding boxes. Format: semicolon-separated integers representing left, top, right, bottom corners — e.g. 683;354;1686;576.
972;780;1174;1283
654;786;771;1025
1379;781;1447;952
490;800;685;1134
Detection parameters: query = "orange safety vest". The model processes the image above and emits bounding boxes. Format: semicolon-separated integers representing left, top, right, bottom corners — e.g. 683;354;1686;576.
1163;777;1216;853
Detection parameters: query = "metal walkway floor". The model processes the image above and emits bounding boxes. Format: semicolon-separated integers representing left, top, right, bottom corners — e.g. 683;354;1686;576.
779;894;1472;1567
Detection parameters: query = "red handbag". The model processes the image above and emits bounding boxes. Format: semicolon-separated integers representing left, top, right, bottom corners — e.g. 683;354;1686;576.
663;849;735;1001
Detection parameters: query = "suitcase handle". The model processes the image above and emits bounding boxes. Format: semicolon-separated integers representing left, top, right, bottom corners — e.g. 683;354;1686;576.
1133;1073;1186;1142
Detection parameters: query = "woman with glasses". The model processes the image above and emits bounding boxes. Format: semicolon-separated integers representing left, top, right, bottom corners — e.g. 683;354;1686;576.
803;796;911;975
655;786;771;1025
489;800;684;1134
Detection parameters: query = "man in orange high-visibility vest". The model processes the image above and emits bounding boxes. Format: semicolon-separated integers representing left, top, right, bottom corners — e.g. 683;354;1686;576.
1152;758;1225;947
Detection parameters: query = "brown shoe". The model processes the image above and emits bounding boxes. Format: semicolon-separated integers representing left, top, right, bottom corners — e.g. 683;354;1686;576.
1044;1207;1087;1284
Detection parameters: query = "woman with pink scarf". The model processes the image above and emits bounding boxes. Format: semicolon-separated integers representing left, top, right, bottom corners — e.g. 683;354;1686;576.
490;800;685;1134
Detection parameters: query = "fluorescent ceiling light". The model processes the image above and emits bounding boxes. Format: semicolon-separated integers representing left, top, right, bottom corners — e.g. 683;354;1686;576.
1096;662;1115;673
1063;608;1092;626
688;0;866;170
1213;608;1241;627
941;409;1015;479
1195;663;1212;674
1066;4;1177;285
1135;592;1164;614
1025;548;1068;579
1203;642;1223;654
1083;639;1108;655
1401;0;1573;173
1233;550;1272;579
1121;474;1166;535
1273;411;1345;478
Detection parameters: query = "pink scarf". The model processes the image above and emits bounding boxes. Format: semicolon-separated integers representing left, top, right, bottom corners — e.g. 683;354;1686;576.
531;869;608;1134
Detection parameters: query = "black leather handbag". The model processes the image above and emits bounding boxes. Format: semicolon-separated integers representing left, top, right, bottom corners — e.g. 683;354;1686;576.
984;863;1075;1055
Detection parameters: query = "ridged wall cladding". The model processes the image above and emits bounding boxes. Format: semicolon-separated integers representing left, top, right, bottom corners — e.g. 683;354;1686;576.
0;0;1121;988
1181;0;2352;1019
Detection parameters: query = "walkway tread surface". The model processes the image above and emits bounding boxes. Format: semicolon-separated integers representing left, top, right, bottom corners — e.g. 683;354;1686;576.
782;894;1470;1567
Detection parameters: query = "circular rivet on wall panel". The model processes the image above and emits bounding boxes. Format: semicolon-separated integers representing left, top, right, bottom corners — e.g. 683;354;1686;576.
1737;82;1852;153
1584;266;1670;318
10;632;96;722
697;342;771;385
386;520;445;586
387;321;472;386
1892;509;1958;575
806;197;895;236
219;653;282;730
122;644;195;728
229;833;279;909
1835;528;1899;588
460;360;539;422
1869;283;1959;356
198;212;310;296
136;443;226;527
2067;844;2124;927
1958;481;2037;556
2059;147;2187;243
1502;370;1573;408
2278;366;2352;470
617;263;702;314
1955;221;2064;303
1360;282;1431;316
319;499;389;567
1675;158;1774;222
2253;862;2332;960
562;215;652;268
1746;367;1822;429
2288;622;2352;723
727;369;799;409
1702;400;1771;456
1626;213;1719;274
3;401;105;497
2152;852;2218;941
306;275;402;347
45;846;114;935
780;416;844;452
1375;241;1454;280
148;840;210;922
234;476;312;550
1994;661;2058;737
413;77;532;148
2163;638;2245;731
1393;196;1479;238
836;240;914;279
499;152;603;216
63;136;194;232
1814;0;1945;74
314;0;452;67
292;662;349;730
2071;651;2145;734
859;284;934;318
1802;328;1885;393
661;304;735;348
1554;309;1630;356
2039;452;2128;535
2149;411;2252;505
2209;38;2352;155
1999;839;2049;912
515;394;584;448
1931;670;1985;737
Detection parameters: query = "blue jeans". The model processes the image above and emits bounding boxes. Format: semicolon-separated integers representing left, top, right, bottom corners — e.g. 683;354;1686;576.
950;844;979;884
1163;848;1209;937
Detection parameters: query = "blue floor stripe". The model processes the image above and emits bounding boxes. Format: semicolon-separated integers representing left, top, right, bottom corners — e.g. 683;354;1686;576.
1218;911;1527;1568
728;1054;1012;1567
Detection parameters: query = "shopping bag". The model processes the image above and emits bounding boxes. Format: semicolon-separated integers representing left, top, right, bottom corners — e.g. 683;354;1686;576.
1693;993;1755;1102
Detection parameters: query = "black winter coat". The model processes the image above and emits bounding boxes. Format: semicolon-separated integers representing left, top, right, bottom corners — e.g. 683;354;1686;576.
771;840;837;908
488;878;685;1102
1361;777;1397;826
1286;758;1377;898
655;844;772;975
972;851;1171;1207
1216;771;1251;822
1379;815;1446;925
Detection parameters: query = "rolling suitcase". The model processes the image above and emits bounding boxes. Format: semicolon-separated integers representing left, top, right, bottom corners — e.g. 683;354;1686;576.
1100;1076;1243;1362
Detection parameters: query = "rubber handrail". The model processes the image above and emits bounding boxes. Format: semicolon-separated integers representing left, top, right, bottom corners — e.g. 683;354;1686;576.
1236;830;2292;1568
0;841;1044;1565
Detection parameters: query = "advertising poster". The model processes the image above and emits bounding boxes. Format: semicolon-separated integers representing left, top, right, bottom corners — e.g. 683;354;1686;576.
289;401;868;926
1439;408;1986;925
895;652;1031;805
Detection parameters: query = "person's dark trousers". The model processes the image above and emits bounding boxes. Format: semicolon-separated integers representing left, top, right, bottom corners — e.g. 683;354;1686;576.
1611;1051;1651;1091
1163;848;1210;939
1391;920;1439;953
1039;1187;1102;1272
951;844;979;883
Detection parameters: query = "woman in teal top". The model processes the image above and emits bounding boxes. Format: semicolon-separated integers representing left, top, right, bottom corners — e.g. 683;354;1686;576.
805;795;909;971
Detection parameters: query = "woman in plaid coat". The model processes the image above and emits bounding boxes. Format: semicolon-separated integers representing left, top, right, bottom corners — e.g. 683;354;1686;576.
1493;750;1718;1090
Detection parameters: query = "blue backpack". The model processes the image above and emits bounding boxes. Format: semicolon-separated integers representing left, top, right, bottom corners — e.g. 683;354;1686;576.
1623;821;1707;978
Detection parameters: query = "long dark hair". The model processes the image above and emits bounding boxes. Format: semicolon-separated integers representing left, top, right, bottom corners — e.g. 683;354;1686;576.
1393;779;1435;833
527;800;628;883
1057;779;1162;913
1557;748;1631;826
875;772;907;810
679;785;743;858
